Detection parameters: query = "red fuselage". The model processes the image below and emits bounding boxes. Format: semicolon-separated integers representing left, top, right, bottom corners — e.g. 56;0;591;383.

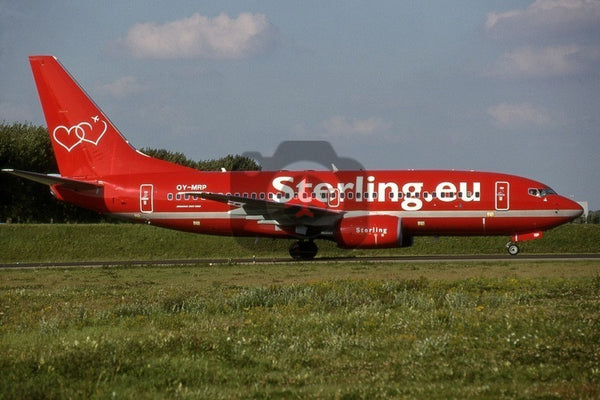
53;169;582;241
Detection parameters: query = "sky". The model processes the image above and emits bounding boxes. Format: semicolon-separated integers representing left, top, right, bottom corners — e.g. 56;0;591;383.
1;0;599;209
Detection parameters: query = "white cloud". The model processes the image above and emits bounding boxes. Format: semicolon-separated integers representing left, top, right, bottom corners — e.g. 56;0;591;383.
321;116;392;138
117;12;277;59
96;76;146;98
487;102;551;127
489;45;591;78
486;0;600;37
485;0;600;78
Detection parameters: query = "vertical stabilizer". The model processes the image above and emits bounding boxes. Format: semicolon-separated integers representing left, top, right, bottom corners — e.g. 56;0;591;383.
29;55;184;179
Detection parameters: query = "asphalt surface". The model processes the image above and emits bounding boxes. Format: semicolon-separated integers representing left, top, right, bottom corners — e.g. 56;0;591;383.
1;254;599;269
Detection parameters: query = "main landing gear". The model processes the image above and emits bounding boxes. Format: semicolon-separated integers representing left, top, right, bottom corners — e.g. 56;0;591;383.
506;242;520;255
289;240;318;260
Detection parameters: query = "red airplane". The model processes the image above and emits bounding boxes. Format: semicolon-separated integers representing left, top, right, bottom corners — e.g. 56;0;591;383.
2;55;583;259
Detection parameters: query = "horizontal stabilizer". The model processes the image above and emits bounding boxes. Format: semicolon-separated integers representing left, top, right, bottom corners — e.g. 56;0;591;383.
2;169;102;191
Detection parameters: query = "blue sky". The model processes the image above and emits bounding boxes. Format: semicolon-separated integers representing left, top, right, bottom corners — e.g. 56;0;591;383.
1;1;599;209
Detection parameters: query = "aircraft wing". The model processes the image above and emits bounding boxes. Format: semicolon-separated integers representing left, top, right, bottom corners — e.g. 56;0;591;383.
2;169;102;191
192;192;344;227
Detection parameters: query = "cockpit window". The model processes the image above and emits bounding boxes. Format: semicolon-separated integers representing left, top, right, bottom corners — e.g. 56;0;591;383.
528;187;557;198
539;188;557;197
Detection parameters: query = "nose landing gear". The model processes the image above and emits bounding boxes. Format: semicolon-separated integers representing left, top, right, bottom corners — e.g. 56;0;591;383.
289;240;318;260
505;231;543;255
506;242;520;255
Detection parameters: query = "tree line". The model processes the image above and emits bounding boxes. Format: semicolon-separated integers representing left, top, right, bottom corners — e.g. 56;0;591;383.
0;122;259;223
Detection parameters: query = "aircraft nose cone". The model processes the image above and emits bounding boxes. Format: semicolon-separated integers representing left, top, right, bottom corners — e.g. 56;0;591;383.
560;197;583;220
573;202;584;219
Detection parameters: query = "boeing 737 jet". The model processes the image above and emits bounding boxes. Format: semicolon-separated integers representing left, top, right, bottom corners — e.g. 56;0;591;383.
2;56;583;259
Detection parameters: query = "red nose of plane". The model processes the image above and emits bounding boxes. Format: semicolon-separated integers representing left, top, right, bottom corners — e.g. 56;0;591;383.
556;196;584;222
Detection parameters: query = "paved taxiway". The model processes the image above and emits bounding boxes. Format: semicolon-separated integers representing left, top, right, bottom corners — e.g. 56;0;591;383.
1;254;599;269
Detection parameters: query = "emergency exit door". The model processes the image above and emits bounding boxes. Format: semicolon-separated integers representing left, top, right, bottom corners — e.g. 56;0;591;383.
140;184;154;213
495;181;509;211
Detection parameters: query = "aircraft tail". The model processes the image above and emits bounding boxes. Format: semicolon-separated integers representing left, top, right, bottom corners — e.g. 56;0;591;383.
29;55;185;179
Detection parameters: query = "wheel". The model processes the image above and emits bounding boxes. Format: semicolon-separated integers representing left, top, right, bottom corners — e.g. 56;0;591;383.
289;242;302;260
289;240;318;260
507;243;520;255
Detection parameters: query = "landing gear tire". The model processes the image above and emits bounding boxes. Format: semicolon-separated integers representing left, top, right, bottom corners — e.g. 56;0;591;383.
506;242;520;256
289;240;318;260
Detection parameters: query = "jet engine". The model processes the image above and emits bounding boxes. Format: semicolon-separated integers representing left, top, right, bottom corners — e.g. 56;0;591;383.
334;215;412;249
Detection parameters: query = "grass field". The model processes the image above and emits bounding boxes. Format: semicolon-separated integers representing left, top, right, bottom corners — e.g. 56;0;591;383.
1;223;599;263
1;224;599;398
1;262;599;399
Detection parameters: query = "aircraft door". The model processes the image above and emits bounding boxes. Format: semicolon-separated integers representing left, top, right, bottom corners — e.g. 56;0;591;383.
327;188;340;208
140;184;154;213
495;181;509;211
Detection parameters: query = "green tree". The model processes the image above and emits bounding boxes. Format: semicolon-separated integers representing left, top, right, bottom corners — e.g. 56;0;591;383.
138;148;200;169
139;148;260;171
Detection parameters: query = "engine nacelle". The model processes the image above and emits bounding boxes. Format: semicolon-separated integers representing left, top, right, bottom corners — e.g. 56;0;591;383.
334;215;411;249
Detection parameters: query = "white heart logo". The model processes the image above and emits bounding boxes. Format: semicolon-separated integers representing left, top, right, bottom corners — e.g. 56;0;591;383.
53;123;88;152
80;120;107;145
52;119;106;151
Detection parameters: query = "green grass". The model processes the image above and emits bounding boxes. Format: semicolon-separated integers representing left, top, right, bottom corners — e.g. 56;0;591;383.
1;223;599;263
1;263;599;399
